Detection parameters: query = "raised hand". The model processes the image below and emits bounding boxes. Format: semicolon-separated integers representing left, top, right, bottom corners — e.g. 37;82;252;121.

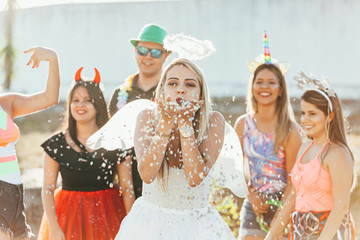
176;99;203;128
156;97;177;135
24;46;57;68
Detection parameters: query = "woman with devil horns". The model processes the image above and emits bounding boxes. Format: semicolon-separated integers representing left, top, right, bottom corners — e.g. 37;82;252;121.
37;68;128;240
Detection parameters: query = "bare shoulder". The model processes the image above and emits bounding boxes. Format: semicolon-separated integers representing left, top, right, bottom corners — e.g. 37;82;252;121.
210;111;224;121
209;111;225;128
234;114;248;137
0;93;16;114
234;114;247;130
234;114;247;128
208;111;225;137
137;109;155;122
325;143;354;167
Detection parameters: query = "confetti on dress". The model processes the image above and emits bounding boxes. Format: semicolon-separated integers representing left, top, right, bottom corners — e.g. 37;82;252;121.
88;100;248;239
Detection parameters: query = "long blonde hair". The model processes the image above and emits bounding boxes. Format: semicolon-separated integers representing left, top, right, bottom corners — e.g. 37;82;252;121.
154;58;212;188
246;63;294;151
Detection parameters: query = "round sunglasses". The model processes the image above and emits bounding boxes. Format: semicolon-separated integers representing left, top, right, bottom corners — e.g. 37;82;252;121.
136;46;164;58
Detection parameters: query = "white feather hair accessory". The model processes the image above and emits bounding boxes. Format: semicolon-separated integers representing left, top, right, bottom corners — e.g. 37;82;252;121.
294;72;336;98
294;71;336;112
164;33;216;61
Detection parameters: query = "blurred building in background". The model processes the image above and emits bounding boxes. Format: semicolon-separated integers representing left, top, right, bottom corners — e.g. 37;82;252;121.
0;0;359;100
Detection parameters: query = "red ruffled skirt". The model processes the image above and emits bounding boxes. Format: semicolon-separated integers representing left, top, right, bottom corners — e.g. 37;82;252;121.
37;187;126;240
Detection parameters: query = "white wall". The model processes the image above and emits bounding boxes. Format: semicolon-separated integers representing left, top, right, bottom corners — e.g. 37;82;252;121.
1;0;360;100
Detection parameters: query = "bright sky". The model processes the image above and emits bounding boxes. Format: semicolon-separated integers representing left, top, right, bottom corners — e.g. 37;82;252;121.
0;0;162;10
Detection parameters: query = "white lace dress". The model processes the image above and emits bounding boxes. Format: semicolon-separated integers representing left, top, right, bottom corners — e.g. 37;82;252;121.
87;100;248;240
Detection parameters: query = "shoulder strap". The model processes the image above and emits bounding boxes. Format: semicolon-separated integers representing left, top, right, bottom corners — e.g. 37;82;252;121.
317;139;331;164
243;114;249;129
298;141;314;162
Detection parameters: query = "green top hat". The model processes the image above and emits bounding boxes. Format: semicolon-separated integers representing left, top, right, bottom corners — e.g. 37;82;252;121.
130;24;167;47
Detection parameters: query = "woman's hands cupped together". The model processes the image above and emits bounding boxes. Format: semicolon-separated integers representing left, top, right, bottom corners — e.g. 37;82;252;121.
176;99;203;128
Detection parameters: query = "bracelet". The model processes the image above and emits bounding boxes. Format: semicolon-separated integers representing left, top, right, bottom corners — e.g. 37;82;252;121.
155;130;171;138
179;126;194;138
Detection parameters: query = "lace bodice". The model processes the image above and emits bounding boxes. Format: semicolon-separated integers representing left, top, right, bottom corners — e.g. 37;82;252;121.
142;167;212;210
88;99;248;205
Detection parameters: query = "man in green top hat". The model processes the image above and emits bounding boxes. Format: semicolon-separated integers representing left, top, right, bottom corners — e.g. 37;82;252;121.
108;23;170;212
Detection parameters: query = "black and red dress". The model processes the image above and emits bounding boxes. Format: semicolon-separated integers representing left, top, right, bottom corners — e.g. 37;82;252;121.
37;132;126;240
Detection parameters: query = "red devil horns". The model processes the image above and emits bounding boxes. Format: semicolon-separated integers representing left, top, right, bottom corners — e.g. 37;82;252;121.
93;68;101;84
74;67;101;84
75;67;83;81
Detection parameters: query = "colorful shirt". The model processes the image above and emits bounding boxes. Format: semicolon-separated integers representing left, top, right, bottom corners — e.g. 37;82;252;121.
0;107;21;184
242;114;287;196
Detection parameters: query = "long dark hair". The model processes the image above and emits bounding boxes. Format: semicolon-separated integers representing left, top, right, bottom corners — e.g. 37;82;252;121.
62;80;109;149
301;89;356;188
301;89;354;158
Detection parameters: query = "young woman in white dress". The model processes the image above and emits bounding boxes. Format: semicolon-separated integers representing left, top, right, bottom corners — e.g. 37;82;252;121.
106;58;248;240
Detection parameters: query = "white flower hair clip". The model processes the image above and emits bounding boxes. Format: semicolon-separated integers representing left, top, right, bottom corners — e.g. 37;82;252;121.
164;33;216;61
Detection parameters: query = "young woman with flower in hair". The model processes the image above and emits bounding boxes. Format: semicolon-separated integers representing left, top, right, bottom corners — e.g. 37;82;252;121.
37;68;128;240
265;73;355;240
